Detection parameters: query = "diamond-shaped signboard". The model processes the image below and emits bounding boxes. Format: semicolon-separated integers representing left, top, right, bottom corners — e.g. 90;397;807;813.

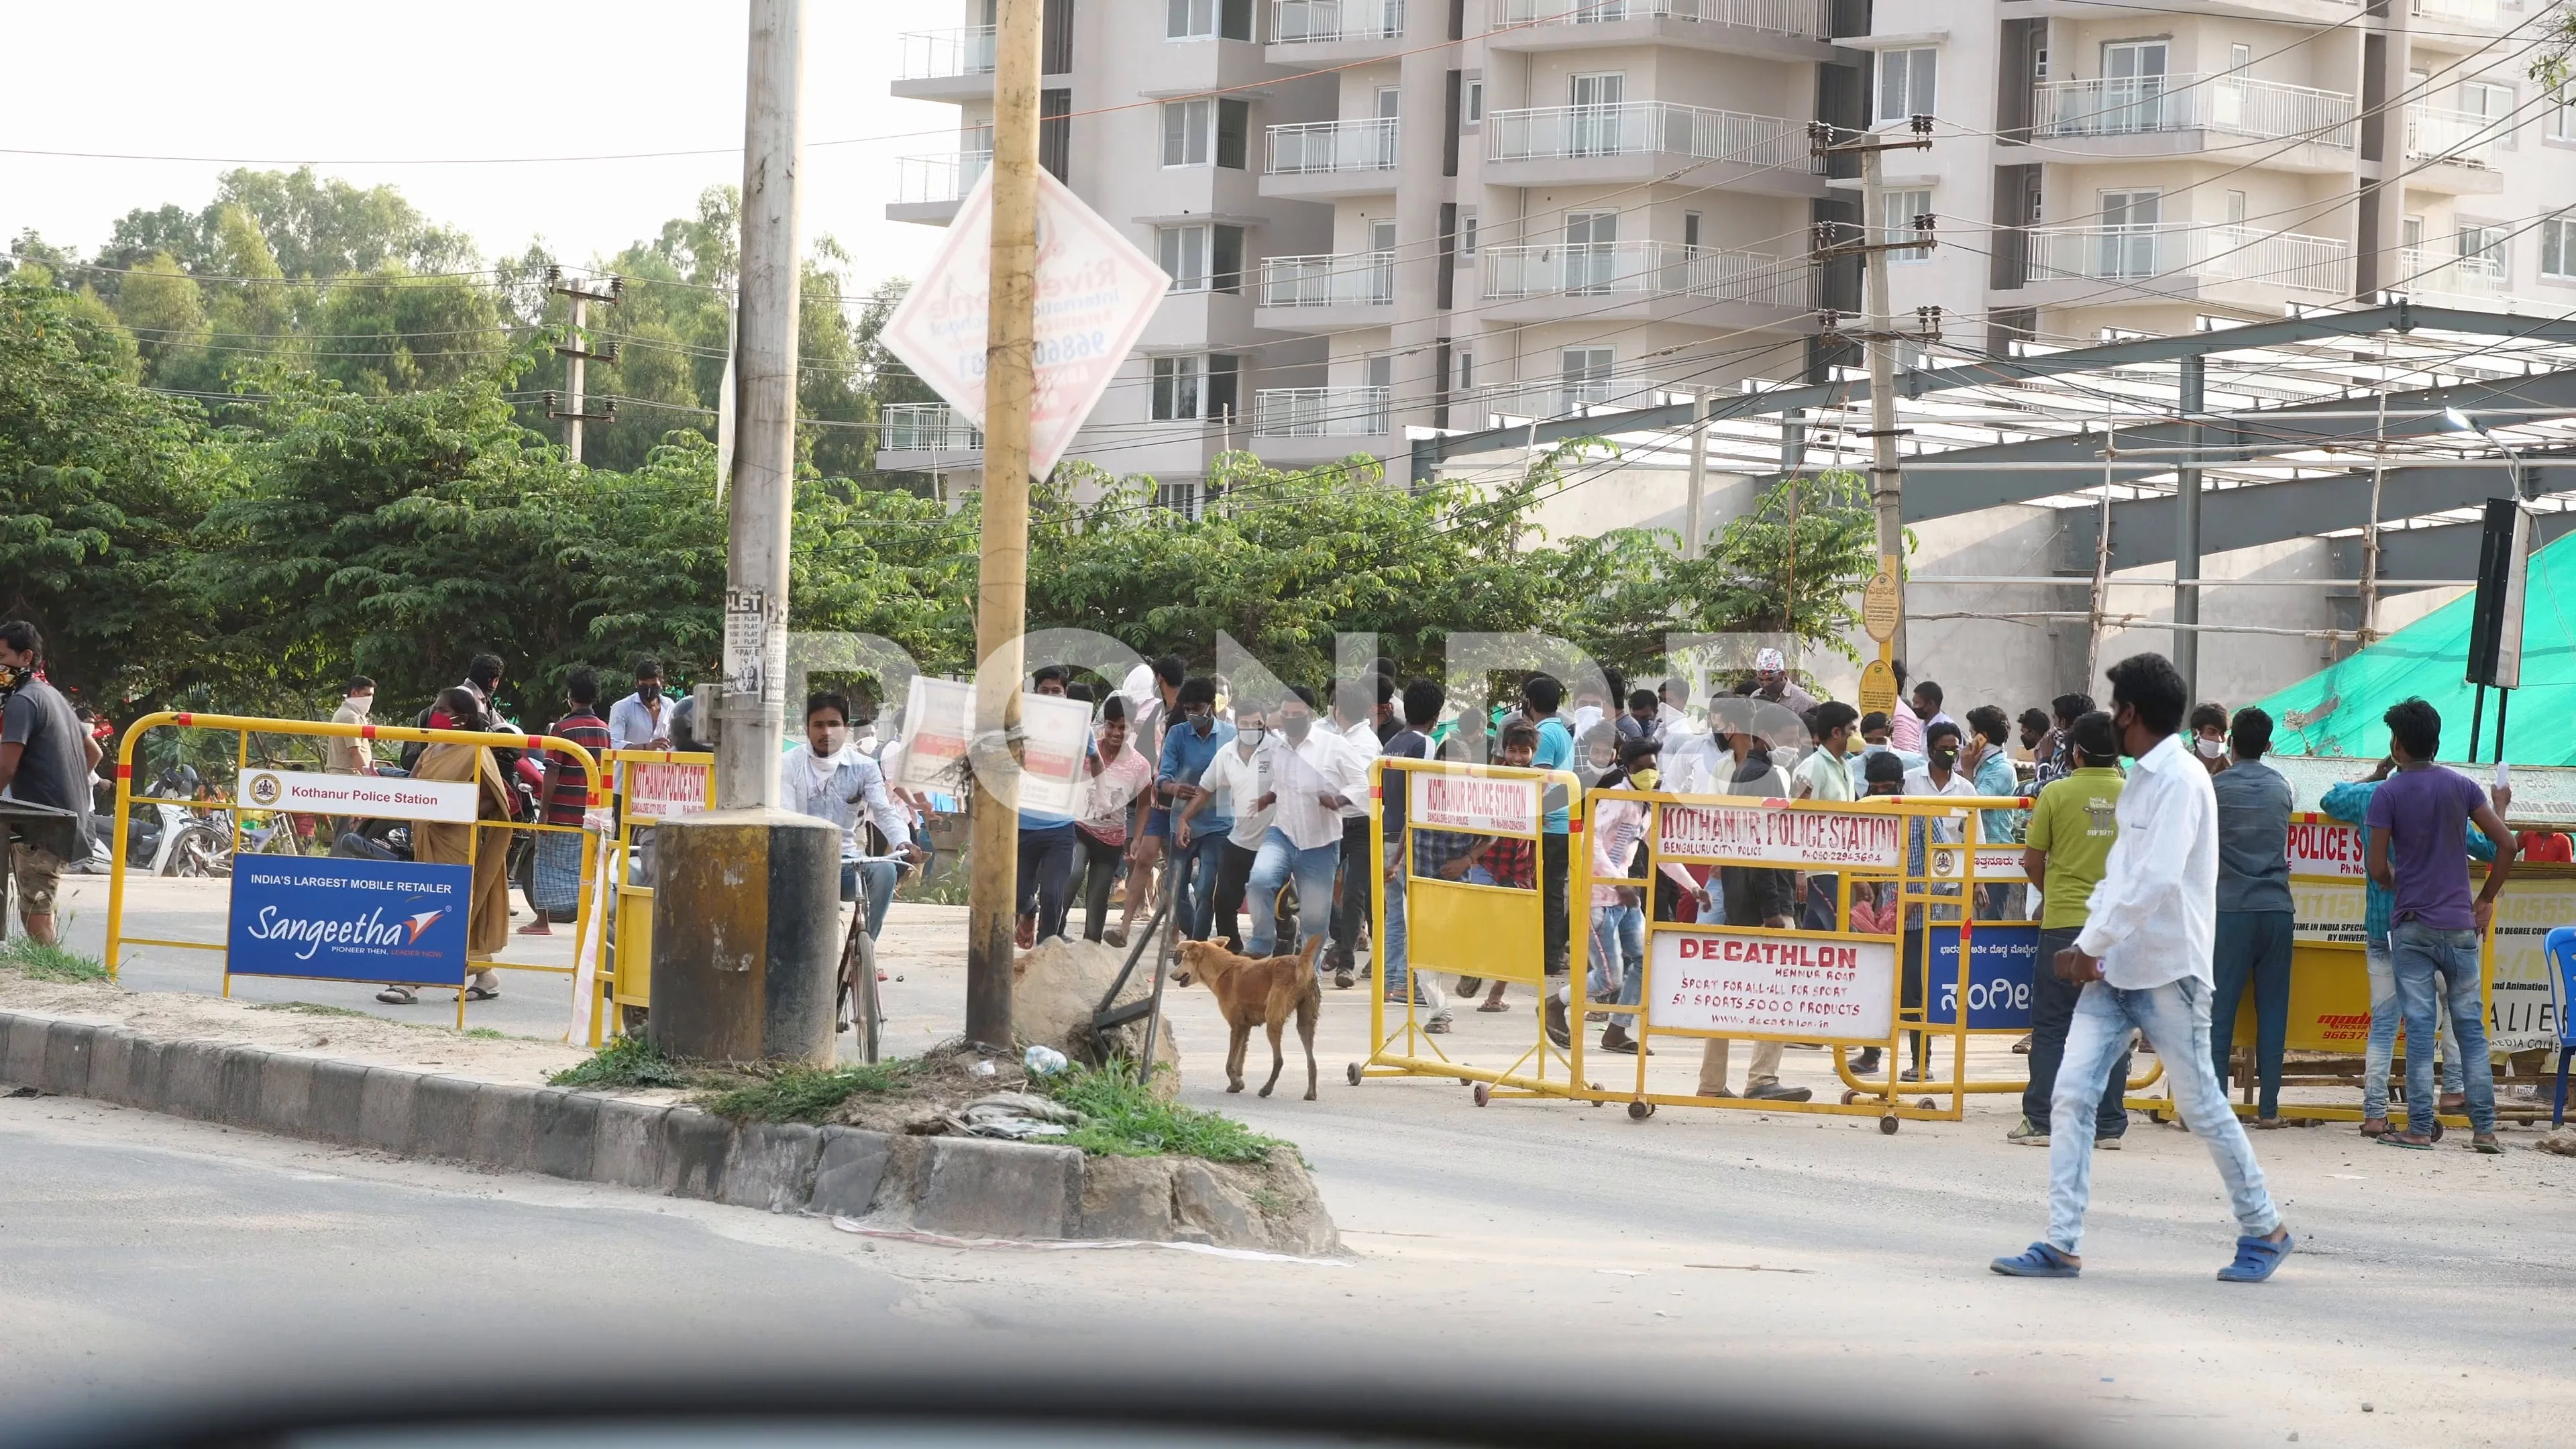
880;166;1171;478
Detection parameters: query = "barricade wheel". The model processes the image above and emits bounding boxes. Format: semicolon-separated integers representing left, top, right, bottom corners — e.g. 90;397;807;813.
1916;1097;1936;1110
1880;1116;1900;1135
1627;1099;1654;1120
1472;1082;1492;1107
1840;1089;1860;1106
1346;1062;1362;1087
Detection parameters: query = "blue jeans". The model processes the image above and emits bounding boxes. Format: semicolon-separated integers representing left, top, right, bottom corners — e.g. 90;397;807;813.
1171;826;1229;941
2210;909;2294;1118
1246;828;1339;959
839;859;899;940
2022;924;2130;1138
2364;936;2461;1120
1590;902;1644;1004
2391;920;2494;1136
1381;839;1408;994
2048;976;2280;1256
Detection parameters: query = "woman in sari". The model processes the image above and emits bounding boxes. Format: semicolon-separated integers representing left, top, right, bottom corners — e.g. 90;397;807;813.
376;687;518;1005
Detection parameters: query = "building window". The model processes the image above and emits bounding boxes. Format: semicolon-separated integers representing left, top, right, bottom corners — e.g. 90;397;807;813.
2542;217;2576;279
2229;42;2251;70
2459;222;2508;270
1883;187;1933;262
2463;80;2514;149
1152;354;1240;421
2551;85;2576;142
1455;349;1474;390
1682;211;1703;252
1458;209;1479;260
1155;224;1244;293
1155;478;1205;519
1161;98;1250;168
1464;79;1485;125
2225;190;2247;225
1559;347;1615;409
1876;47;1937;124
1167;0;1252;40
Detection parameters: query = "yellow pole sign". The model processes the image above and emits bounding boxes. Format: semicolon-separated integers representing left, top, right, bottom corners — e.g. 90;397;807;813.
1862;555;1902;644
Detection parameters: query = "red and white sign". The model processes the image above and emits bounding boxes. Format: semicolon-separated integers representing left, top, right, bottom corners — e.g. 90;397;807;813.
239;769;478;824
2287;817;2366;878
1647;928;1896;1041
897;676;975;790
879;168;1172;477
623;761;710;820
1657;802;1903;869
1409;771;1541;837
1013;692;1096;816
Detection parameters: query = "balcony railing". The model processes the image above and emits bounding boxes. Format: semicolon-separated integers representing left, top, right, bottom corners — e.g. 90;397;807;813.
2406;105;2498;168
882;403;981;452
1481;240;1811;307
1253;386;1393;437
2413;0;2502;25
895;150;991;205
2025;223;2349;292
1271;0;1405;42
898;25;996;78
1265;117;1401;173
2033;74;2355;146
1258;251;1397;307
1470;375;1685;423
1493;0;1829;38
2398;248;2511;305
1487;102;1817;171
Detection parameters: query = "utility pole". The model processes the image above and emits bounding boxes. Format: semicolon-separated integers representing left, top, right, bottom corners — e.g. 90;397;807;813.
964;0;1043;1053
545;268;621;463
1813;115;1933;671
2172;353;2204;698
1682;385;1709;560
649;0;839;1067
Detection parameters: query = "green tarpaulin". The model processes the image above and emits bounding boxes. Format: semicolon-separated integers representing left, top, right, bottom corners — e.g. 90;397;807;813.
2254;528;2576;765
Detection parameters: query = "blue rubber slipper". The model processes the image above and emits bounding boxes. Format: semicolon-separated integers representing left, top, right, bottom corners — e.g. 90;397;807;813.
1990;1242;2080;1278
2216;1231;2294;1283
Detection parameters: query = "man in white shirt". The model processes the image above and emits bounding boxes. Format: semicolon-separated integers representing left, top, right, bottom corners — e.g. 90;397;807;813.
608;657;674;751
1244;686;1368;963
1179;700;1274;952
1992;652;2290;1284
782;691;917;942
1874;720;1982;1081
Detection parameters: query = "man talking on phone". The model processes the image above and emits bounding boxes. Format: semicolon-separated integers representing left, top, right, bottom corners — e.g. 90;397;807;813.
1990;652;2290;1285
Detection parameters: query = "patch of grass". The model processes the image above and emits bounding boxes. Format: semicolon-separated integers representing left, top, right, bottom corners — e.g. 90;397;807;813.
251;1001;372;1018
896;874;968;906
699;1060;917;1123
462;1027;508;1040
547;1034;697;1090
1036;1064;1289;1165
0;936;110;984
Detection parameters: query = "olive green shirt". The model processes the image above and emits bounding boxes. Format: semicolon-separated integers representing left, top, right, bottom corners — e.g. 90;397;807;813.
2024;766;2125;931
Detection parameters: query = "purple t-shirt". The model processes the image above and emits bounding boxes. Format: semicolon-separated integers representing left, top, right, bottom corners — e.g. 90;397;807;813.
2365;765;2487;931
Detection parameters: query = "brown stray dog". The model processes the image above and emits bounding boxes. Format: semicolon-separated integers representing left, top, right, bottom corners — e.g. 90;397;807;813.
1171;935;1324;1101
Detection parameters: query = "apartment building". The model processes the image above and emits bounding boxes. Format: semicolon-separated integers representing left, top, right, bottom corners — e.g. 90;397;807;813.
880;0;2571;506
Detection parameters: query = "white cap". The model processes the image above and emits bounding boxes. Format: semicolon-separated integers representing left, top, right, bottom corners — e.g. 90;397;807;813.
1754;647;1787;673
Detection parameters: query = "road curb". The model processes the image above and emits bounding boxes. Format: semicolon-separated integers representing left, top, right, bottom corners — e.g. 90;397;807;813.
0;1009;1338;1254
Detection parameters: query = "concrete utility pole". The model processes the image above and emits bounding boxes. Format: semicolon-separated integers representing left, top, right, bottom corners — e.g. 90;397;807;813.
1858;142;1908;665
1682;385;1709;560
2172;354;2205;698
646;0;839;1067
964;0;1044;1053
546;270;620;462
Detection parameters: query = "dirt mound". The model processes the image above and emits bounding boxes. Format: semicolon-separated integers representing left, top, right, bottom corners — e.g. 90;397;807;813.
1011;936;1182;1089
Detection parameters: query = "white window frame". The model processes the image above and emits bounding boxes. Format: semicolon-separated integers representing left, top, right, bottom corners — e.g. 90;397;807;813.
1464;78;1484;127
1155;224;1244;294
2550;85;2576;143
1883;187;1933;263
2463;79;2514;150
2540;215;2576;280
1162;99;1214;166
1151;353;1240;421
1166;0;1252;40
1876;46;1937;125
1457;208;1478;261
2458;220;2508;271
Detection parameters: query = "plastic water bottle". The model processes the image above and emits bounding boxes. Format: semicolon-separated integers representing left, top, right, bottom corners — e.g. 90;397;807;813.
1023;1044;1070;1076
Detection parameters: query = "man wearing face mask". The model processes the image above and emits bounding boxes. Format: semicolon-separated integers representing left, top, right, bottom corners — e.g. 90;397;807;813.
326;677;377;775
1181;698;1274;953
1155;678;1235;944
1244;686;1369;965
1372;680;1452;1032
784;691;918;945
0;621;99;947
1897;721;1980;1081
610;658;674;751
2187;702;2230;777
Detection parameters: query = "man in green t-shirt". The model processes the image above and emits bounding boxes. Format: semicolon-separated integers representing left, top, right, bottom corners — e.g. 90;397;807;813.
2010;710;2133;1148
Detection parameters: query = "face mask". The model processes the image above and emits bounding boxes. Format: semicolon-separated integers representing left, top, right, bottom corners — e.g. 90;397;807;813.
1628;767;1660;791
2196;737;2226;759
1283;716;1312;743
638;682;662;703
0;663;28;696
1931;748;1958;770
814;727;848;754
1240;727;1267;751
349;694;373;716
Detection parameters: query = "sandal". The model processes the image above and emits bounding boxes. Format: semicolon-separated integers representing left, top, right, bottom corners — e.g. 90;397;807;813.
375;985;418;1005
463;985;500;1002
2380;1132;2435;1150
1476;999;1511;1013
1990;1242;2080;1279
2471;1134;2505;1155
2216;1230;2294;1283
2253;1117;2289;1130
2359;1118;2392;1138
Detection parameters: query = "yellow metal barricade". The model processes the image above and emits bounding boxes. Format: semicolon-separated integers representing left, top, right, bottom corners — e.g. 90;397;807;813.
598;747;717;1034
103;711;604;1032
1361;757;1587;1103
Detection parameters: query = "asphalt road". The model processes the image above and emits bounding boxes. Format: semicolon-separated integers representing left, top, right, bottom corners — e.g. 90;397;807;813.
19;877;2576;1446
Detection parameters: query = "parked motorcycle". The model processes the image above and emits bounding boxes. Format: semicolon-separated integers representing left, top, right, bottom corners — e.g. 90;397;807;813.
103;765;229;877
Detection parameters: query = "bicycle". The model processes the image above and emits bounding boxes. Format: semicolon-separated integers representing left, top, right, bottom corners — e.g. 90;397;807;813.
834;850;915;1063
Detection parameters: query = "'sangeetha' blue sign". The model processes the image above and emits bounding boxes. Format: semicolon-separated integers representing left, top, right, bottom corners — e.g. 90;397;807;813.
1921;923;2037;1030
228;856;472;985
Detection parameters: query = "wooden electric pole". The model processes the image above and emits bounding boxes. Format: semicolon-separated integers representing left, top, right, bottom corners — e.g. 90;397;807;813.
963;0;1043;1052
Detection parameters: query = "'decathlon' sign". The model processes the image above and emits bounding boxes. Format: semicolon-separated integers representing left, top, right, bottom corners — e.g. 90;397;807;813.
1647;927;1895;1040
